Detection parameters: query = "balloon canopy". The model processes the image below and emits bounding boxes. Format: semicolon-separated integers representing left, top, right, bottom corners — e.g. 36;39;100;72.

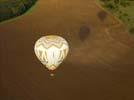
34;35;69;71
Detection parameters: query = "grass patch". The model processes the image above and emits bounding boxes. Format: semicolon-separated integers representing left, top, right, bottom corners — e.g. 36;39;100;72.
0;0;37;22
99;0;134;34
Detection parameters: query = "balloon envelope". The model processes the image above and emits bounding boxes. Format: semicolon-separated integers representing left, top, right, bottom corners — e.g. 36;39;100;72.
34;35;69;71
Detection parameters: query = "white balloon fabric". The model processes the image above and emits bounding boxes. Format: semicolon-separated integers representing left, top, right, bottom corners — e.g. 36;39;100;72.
34;35;69;71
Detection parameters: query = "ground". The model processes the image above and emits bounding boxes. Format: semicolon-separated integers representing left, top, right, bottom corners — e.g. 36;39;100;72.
0;0;134;100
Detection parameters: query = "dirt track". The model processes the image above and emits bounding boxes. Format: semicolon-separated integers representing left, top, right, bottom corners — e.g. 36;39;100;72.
0;0;134;100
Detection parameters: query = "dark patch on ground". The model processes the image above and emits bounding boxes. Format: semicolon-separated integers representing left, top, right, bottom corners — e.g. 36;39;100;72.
78;25;90;41
97;10;107;22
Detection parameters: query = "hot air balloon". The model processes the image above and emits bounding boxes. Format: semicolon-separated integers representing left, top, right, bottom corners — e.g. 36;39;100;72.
34;35;69;75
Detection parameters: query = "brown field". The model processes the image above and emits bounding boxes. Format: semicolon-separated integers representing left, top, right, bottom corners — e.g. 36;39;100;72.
0;0;134;100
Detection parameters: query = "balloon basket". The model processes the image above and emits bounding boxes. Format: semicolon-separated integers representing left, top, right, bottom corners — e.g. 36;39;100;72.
50;73;55;77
